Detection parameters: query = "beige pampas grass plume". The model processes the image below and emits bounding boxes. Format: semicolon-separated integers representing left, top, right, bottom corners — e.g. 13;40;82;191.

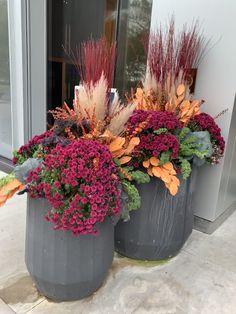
77;73;108;120
108;102;136;136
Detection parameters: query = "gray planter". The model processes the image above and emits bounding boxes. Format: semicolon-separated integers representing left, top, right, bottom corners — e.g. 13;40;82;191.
115;171;196;260
25;197;114;301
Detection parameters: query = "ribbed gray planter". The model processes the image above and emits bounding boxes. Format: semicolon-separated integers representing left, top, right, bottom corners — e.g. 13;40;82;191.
25;197;114;301
115;171;196;260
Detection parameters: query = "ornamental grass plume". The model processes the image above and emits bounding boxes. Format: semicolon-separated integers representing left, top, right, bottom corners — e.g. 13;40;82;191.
144;17;207;93
69;37;116;89
50;83;136;139
51;37;137;140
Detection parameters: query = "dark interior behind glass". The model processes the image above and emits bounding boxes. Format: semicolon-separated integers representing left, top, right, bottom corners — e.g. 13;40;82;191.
47;0;152;125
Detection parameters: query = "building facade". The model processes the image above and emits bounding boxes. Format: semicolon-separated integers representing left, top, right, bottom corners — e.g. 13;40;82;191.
0;0;235;231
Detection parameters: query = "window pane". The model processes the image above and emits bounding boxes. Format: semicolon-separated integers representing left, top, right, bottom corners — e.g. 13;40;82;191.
0;0;12;158
47;0;153;125
47;0;118;125
114;0;153;97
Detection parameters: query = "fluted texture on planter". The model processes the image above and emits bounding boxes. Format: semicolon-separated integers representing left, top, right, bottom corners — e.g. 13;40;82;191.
25;197;114;301
115;171;196;260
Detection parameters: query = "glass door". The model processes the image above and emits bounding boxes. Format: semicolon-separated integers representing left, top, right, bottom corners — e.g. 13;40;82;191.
47;0;119;125
13;0;153;146
0;0;12;159
47;0;153;125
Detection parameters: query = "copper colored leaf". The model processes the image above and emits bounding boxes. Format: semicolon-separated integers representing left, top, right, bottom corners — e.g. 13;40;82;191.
163;162;176;174
135;88;144;99
150;157;160;166
152;166;162;178
171;176;180;187
0;195;7;207
143;160;150;168
180;100;190;112
125;137;140;154
119;156;132;165
109;137;126;152
112;148;125;158
0;179;23;196
168;180;179;196
159;168;172;183
147;166;153;177
176;84;185;96
176;94;185;106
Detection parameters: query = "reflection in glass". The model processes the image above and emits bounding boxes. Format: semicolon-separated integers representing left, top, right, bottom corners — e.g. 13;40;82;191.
47;0;153;125
0;0;12;158
115;0;153;97
47;0;118;125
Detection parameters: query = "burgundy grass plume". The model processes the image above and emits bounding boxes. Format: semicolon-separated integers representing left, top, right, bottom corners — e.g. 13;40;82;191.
146;17;208;86
68;37;116;88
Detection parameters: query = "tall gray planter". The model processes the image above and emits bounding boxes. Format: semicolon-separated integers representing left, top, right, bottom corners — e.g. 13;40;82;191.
25;197;114;301
115;171;196;260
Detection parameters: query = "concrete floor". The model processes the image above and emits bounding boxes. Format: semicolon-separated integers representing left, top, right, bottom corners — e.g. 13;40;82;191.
0;171;236;314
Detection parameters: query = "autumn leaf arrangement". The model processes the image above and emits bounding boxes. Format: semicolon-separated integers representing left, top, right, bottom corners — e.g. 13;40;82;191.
125;18;225;196
0;28;226;227
0;38;149;231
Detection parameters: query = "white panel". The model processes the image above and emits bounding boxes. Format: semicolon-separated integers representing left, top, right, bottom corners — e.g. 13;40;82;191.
8;0;25;150
151;0;236;220
27;0;47;137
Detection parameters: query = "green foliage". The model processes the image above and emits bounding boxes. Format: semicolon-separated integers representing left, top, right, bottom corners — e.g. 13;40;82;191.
125;167;150;184
177;127;208;159
13;150;26;165
120;179;142;221
13;145;43;166
121;180;141;212
119;166;150;221
153;128;168;135
179;158;192;180
177;127;192;142
159;151;171;165
0;172;16;189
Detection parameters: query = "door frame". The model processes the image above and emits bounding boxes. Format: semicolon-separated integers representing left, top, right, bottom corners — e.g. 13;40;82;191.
0;0;47;172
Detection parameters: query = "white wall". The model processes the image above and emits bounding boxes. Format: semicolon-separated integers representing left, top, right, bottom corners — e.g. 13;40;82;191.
151;0;236;221
8;0;26;150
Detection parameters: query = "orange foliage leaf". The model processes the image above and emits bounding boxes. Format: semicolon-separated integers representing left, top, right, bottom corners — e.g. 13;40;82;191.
150;157;160;166
119;156;132;165
152;166;162;178
171;176;180;187
143;160;150;168
176;84;185;96
0;179;24;207
167;179;179;196
109;137;126;152
125;137;140;154
147;166;153;177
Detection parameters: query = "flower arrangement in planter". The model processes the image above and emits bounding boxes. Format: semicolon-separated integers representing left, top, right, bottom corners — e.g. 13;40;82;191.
114;19;226;260
0;37;149;300
0;18;227;296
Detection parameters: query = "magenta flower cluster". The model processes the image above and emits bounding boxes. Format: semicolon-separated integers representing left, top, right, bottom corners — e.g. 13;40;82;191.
27;139;121;235
138;133;180;158
192;113;225;154
128;110;181;132
127;110;181;162
13;130;53;165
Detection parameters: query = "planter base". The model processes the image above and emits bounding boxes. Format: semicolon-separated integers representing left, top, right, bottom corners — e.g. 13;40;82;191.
32;274;105;301
25;198;114;301
115;172;196;261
